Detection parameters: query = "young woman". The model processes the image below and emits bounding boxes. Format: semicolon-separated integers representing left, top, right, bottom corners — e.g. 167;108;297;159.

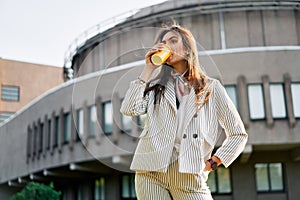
120;24;248;200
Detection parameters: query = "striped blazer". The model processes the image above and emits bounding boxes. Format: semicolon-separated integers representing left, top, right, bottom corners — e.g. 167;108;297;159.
120;77;248;174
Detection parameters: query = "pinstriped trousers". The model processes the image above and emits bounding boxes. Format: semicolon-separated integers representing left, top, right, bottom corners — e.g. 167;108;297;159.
135;151;213;200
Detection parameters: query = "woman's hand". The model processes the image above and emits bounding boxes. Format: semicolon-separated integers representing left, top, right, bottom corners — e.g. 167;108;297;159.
139;43;165;82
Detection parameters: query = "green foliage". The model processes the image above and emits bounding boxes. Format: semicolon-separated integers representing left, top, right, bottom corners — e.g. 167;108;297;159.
10;182;61;200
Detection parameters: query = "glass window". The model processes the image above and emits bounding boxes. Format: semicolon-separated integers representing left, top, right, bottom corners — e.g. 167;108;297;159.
47;120;51;150
1;85;19;101
270;84;286;118
225;85;238;109
122;115;133;133
39;123;44;153
255;163;284;192
0;112;14;123
95;177;105;200
121;174;136;199
54;116;59;147
89;105;97;137
77;109;84;140
248;84;265;119
291;83;300;118
103;102;113;135
207;166;232;194
64;113;71;144
138;115;147;129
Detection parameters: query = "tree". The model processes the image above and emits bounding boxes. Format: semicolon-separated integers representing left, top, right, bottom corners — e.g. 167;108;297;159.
10;182;61;200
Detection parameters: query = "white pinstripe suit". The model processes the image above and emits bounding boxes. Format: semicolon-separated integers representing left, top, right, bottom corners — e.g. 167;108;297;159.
120;77;248;174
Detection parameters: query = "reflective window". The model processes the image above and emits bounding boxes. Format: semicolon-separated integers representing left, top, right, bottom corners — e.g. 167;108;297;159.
47;119;51;149
270;84;286;118
54;116;59;147
1;85;19;101
291;83;300;118
138;114;147;129
39;123;44;153
77;109;84;140
95;177;105;200
121;174;136;199
207;166;232;194
255;163;284;192
225;85;238;109
103;102;113;135
89;105;97;137
248;84;265;119
122;115;133;133
64;113;71;144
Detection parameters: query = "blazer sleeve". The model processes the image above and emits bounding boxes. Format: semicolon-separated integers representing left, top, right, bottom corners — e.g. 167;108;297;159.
120;80;149;116
213;80;248;168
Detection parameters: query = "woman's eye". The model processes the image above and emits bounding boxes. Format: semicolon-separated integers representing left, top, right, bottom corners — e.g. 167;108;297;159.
171;39;177;44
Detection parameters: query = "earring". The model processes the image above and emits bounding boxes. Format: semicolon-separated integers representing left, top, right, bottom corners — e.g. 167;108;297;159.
185;52;190;58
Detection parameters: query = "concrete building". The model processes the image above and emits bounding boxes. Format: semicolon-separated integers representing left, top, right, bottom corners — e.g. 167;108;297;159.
1;0;300;199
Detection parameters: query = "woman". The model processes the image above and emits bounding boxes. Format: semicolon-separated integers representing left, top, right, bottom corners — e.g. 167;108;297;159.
120;24;248;200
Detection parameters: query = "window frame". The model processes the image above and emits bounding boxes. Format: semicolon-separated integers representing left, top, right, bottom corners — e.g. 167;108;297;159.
247;84;266;120
207;166;232;195
1;85;20;101
224;85;239;110
102;101;113;135
291;82;300;118
269;83;287;119
254;162;285;193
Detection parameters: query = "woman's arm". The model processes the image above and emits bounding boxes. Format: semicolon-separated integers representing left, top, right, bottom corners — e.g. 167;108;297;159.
213;80;248;168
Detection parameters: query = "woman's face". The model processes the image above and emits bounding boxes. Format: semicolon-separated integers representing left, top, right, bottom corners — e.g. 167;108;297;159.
161;31;187;68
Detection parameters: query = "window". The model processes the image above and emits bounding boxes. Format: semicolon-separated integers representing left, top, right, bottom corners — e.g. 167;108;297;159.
225;85;238;109
0;112;14;123
103;102;113;135
255;163;284;192
248;84;265;119
1;85;20;101
207;166;232;194
121;174;136;200
138;115;147;129
270;84;286;118
63;113;71;144
122;115;133;133
39;123;44;153
54;116;59;147
291;83;300;118
77;109;84;141
95;177;105;200
89;105;97;137
47;119;51;150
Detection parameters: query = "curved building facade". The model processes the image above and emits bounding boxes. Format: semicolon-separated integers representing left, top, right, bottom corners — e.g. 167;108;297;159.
1;1;300;199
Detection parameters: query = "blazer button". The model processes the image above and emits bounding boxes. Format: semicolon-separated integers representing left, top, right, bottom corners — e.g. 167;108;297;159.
193;134;198;139
183;134;187;139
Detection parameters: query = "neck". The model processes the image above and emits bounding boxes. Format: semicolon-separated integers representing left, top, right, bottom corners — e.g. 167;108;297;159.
172;60;188;75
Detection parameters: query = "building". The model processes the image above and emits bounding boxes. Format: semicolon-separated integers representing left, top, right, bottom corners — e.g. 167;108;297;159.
1;0;300;199
0;58;63;123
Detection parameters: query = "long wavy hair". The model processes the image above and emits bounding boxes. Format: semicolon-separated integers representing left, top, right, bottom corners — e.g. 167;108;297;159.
144;24;211;108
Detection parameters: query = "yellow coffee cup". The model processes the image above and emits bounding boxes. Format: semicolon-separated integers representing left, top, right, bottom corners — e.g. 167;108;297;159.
151;44;172;66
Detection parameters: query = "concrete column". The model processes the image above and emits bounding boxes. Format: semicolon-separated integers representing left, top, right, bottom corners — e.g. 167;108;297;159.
112;92;121;144
237;75;250;129
32;121;37;161
284;73;296;128
96;96;103;144
83;101;89;146
70;105;75;150
262;75;273;127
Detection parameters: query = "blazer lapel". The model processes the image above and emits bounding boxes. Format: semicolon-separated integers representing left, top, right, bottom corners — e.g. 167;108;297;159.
164;79;177;113
182;87;197;131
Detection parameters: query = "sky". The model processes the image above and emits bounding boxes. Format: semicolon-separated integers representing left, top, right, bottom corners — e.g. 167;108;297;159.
0;0;167;67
